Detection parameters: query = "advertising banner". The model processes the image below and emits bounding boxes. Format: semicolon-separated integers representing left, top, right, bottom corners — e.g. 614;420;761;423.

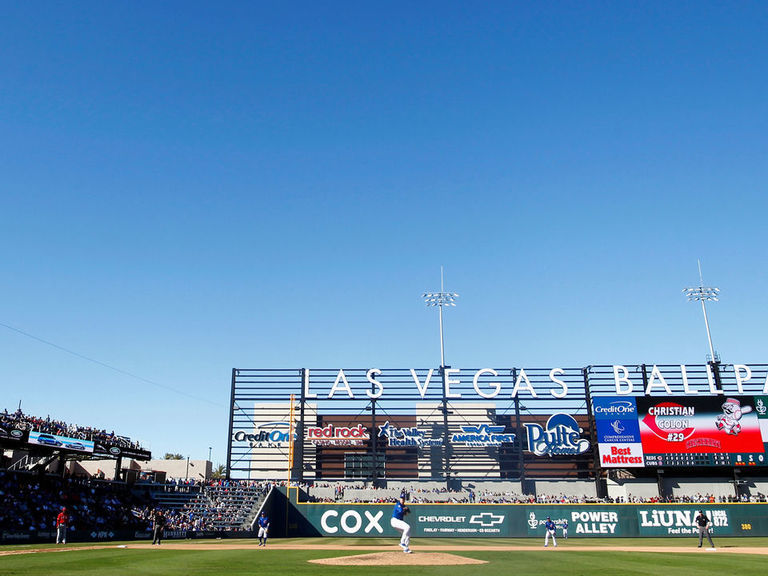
0;424;27;444
306;424;370;447
524;507;623;536
93;442;152;460
292;499;768;538
593;396;768;467
593;397;644;467
637;396;768;467
636;507;734;537
27;431;94;454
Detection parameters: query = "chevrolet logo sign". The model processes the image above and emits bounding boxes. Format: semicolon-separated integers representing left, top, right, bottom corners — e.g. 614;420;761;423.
469;512;505;527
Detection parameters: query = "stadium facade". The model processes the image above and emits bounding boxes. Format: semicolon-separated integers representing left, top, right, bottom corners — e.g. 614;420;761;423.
228;363;768;495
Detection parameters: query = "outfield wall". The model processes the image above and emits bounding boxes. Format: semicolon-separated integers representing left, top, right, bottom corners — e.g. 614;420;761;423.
0;529;257;545
279;489;768;538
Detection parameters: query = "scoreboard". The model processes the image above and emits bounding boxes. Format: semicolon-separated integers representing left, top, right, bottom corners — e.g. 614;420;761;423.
593;395;768;468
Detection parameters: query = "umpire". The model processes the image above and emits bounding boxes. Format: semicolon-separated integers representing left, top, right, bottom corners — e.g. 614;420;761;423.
695;510;715;548
152;510;166;545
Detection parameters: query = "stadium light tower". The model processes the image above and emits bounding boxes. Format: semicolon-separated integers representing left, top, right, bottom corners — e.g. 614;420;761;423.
423;267;459;489
683;260;720;363
423;267;459;367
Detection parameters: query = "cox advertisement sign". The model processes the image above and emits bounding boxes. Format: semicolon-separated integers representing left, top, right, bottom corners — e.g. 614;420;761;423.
310;505;507;537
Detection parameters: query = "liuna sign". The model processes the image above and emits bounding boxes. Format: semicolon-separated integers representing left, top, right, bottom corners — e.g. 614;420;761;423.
299;364;767;401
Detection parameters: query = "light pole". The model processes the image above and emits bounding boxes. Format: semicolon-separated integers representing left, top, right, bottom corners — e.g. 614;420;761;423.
683;260;720;363
422;267;459;367
423;267;458;488
208;446;212;462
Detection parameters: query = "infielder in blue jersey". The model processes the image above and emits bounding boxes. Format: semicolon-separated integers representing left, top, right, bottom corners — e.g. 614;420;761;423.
544;516;557;547
391;497;412;553
562;519;568;539
257;512;270;547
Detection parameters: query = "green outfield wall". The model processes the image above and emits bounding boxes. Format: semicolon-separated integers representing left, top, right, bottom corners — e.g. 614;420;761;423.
278;488;768;538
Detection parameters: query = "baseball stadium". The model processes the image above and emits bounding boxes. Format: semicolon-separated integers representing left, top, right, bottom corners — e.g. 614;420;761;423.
5;360;768;575
3;3;768;575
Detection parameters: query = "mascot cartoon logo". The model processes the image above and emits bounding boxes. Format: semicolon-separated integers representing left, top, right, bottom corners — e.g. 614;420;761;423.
716;398;752;436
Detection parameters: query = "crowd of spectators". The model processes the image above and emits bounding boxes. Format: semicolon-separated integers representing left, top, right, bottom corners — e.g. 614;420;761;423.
614;493;768;504
134;505;213;531
1;408;143;450
302;481;768;505
138;480;273;531
0;469;148;533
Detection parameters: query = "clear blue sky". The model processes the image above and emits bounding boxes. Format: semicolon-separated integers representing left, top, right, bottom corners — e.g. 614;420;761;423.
1;2;767;463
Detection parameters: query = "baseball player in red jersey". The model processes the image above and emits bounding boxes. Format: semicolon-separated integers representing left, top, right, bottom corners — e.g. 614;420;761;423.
56;507;69;544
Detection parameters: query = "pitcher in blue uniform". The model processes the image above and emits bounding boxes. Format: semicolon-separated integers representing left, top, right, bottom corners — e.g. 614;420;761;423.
391;497;412;553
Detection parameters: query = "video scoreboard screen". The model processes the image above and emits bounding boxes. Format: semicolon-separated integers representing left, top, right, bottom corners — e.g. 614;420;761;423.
593;395;768;468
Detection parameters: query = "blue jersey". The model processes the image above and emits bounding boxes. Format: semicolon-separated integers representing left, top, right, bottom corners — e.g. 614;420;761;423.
545;520;556;532
258;515;269;528
392;501;407;520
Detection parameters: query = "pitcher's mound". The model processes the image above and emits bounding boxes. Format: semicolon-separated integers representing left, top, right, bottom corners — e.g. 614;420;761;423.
310;551;487;566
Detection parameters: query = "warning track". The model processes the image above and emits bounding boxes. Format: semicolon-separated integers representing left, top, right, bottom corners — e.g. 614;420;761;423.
3;542;768;556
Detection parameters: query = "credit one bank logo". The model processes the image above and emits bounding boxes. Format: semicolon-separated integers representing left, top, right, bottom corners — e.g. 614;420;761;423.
233;422;292;447
593;399;636;417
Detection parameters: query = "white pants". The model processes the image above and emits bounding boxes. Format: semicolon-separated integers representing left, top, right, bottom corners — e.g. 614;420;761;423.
545;529;557;547
56;525;67;544
391;517;410;548
258;526;268;539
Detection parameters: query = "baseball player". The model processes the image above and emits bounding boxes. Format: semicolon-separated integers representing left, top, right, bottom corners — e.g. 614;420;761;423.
561;519;568;540
152;509;165;545
257;512;270;546
695;510;715;548
544;516;557;547
55;507;69;544
391;496;412;553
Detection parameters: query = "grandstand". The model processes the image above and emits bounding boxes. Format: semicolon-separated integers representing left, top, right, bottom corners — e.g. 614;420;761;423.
5;360;768;544
0;408;151;478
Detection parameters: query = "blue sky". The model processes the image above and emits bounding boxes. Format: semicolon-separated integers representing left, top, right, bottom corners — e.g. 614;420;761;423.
1;2;767;463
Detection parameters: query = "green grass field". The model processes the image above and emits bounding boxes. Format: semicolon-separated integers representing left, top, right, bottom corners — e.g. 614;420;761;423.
3;538;767;576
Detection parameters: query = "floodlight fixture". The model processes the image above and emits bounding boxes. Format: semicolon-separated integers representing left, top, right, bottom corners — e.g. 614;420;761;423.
423;267;459;367
683;260;720;363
